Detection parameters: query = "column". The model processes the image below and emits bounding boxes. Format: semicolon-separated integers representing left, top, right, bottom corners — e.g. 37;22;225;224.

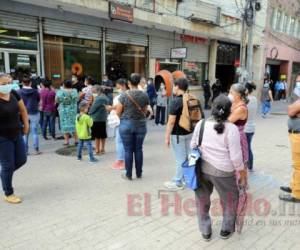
208;40;218;85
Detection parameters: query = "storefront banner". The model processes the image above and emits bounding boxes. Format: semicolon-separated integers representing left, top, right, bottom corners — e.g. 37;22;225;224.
171;48;187;59
109;2;134;23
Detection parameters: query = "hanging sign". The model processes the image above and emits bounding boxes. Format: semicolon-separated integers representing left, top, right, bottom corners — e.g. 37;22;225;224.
109;2;134;23
171;47;187;59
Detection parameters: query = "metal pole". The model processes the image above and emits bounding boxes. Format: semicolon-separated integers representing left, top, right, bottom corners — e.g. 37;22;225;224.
38;17;45;78
246;0;256;83
101;28;106;76
239;16;246;83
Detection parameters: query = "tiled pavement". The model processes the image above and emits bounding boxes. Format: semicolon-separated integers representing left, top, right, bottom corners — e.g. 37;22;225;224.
0;104;300;250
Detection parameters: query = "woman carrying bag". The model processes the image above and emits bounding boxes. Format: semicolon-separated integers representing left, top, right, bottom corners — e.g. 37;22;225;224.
191;95;247;241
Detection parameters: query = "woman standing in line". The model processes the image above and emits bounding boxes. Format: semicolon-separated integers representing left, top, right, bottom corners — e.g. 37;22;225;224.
244;82;258;171
191;95;247;241
0;73;29;204
116;73;149;180
228;83;249;168
111;78;128;170
56;80;79;146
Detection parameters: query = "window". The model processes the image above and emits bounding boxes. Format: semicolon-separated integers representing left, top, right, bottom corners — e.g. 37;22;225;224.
289;17;296;36
282;14;288;33
298;21;300;38
183;62;207;86
269;8;276;29
106;42;147;81
0;28;37;50
136;0;155;12
44;35;101;87
275;11;282;31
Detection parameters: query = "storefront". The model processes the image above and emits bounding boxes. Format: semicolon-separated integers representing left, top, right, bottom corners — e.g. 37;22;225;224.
0;11;40;81
105;29;148;81
181;35;209;86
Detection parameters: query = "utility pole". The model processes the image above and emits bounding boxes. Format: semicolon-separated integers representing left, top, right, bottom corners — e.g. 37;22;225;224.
240;0;261;84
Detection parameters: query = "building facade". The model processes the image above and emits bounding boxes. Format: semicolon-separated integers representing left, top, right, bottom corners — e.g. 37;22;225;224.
264;0;300;95
0;0;267;94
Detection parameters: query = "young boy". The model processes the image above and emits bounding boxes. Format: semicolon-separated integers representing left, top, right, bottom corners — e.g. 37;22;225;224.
76;101;98;163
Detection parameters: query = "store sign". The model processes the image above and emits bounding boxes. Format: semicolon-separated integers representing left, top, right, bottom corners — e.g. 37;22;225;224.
109;2;134;23
180;34;206;44
171;48;187;59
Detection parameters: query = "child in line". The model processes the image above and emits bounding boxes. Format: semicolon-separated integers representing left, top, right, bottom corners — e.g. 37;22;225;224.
76;101;98;163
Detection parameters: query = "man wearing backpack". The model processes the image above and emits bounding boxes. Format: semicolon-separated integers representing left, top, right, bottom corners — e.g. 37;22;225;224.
164;78;203;190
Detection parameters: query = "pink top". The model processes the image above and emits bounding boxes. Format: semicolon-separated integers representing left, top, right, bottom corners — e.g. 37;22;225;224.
190;120;244;172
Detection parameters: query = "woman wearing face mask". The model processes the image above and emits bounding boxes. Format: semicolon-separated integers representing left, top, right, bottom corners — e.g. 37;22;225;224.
244;82;257;171
228;83;249;170
155;83;167;126
111;78;128;169
279;77;300;203
0;73;29;204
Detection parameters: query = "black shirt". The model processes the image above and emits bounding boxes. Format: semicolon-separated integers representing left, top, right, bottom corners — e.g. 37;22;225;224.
169;95;191;135
0;90;21;139
72;81;85;93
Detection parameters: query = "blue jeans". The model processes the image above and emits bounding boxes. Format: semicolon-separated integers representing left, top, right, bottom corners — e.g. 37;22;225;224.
42;111;56;138
0;133;27;196
171;134;192;184
119;120;147;178
261;101;271;116
155;106;166;125
246;132;254;170
77;139;95;161
24;113;40;152
116;127;125;161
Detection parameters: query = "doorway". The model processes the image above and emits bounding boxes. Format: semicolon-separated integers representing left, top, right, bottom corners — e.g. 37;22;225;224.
216;64;236;93
0;49;40;81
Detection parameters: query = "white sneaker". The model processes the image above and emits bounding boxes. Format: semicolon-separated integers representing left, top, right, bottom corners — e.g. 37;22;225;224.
164;181;184;190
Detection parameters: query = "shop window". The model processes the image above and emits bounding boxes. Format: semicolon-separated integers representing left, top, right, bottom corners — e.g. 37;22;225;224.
0;28;37;50
275;11;282;31
44;35;101;87
106;42;146;81
183;62;206;86
282;14;289;33
289;18;296;36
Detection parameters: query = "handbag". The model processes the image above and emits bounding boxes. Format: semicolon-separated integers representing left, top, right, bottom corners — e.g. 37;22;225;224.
107;110;120;128
181;119;206;190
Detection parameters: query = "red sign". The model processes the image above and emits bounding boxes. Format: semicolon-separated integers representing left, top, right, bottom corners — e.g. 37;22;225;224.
155;60;160;74
234;59;240;67
180;34;207;44
109;2;133;23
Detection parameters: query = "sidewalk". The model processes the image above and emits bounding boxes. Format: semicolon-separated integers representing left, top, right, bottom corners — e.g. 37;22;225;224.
0;113;299;250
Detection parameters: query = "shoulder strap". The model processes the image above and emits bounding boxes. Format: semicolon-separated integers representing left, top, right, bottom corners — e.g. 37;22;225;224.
125;91;146;117
198;119;206;146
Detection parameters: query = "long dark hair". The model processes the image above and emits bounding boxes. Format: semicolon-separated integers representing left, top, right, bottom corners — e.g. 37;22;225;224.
211;94;232;134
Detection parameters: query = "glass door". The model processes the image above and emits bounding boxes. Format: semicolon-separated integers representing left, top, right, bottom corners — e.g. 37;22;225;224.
9;53;38;80
0;49;40;81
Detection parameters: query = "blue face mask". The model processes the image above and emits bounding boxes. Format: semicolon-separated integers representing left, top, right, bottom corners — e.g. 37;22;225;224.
0;84;13;94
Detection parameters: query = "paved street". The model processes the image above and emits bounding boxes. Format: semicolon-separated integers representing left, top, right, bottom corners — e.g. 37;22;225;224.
0;102;300;250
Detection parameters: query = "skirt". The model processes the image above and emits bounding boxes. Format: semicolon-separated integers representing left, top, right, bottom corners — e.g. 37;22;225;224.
92;121;107;139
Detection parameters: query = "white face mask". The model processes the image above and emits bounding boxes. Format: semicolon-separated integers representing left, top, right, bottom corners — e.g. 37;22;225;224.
228;94;234;102
0;84;13;94
293;82;300;97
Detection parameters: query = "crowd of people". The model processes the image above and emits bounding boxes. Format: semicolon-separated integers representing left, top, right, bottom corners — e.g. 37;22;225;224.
0;71;300;242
